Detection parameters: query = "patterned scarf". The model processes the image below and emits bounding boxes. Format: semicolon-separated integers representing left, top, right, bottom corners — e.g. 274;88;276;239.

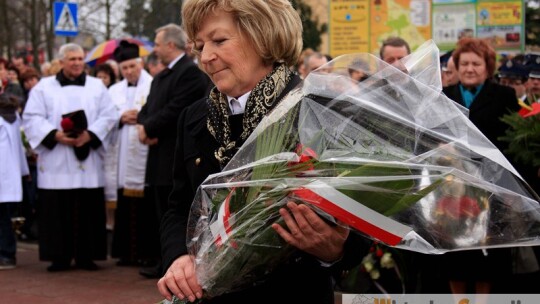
207;63;293;168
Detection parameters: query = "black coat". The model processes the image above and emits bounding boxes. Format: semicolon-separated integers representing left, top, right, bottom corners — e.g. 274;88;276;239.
160;75;366;304
138;55;209;186
440;81;520;283
442;80;519;152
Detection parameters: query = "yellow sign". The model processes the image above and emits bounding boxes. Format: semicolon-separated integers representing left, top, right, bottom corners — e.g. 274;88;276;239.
329;0;369;57
327;0;524;55
477;1;522;26
373;297;393;304
370;0;431;54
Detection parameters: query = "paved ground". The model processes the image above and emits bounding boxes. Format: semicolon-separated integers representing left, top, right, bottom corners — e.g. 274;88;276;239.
0;242;163;304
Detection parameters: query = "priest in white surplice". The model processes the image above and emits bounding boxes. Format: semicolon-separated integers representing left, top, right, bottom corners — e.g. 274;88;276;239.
22;43;118;272
105;40;160;266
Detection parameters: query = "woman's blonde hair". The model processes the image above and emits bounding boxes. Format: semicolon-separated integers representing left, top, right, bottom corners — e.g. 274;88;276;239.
48;59;62;76
182;0;303;67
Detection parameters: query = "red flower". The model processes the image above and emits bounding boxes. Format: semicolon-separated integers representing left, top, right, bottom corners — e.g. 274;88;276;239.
61;117;74;131
518;107;530;118
435;196;481;219
459;196;482;217
376;248;384;257
287;144;318;173
296;144;317;162
523;103;540;118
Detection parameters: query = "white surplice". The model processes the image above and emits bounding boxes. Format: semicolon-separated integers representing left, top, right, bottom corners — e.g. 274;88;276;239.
0;114;29;202
104;69;152;202
22;75;118;189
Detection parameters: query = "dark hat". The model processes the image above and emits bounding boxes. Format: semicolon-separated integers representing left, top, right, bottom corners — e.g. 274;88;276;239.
524;53;540;79
61;109;87;137
440;50;453;71
498;59;528;80
113;40;140;63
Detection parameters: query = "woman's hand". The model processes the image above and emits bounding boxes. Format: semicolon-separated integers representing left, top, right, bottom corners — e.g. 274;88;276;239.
271;201;350;263
157;255;203;303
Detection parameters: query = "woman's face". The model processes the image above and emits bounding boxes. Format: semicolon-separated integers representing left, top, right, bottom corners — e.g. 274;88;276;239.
23;77;39;91
7;70;18;82
194;11;273;98
457;52;488;88
96;71;111;87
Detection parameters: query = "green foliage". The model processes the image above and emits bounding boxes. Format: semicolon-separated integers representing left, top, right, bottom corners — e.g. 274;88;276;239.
499;112;540;167
526;0;540;47
290;0;327;51
144;0;184;39
123;0;150;38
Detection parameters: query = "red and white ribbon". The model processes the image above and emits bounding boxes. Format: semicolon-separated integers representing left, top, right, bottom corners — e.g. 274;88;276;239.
292;181;412;246
210;188;235;247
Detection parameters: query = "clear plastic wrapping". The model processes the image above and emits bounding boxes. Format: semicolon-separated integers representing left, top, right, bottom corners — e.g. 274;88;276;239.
172;41;540;302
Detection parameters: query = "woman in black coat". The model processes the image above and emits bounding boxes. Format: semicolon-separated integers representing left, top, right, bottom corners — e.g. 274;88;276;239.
442;42;518;153
157;1;365;303
441;38;520;294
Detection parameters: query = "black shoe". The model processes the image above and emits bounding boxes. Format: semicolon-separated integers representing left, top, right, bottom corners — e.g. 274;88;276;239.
75;260;99;271
116;258;135;267
137;258;158;267
0;257;16;270
139;264;161;278
18;232;37;242
47;261;71;272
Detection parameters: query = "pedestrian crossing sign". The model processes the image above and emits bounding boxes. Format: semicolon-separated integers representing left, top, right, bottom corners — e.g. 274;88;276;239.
54;2;78;37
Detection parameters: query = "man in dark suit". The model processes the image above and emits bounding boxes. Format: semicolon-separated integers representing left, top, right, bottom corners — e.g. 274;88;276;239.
137;23;209;278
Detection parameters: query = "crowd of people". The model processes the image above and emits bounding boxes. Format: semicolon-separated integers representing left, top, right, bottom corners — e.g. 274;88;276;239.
1;0;540;302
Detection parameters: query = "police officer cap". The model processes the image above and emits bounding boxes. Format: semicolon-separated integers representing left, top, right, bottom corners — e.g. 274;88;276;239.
498;59;528;80
440;50;453;72
113;40;140;63
524;53;540;79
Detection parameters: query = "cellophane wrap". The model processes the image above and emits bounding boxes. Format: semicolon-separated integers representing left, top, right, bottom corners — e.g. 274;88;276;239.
174;41;540;302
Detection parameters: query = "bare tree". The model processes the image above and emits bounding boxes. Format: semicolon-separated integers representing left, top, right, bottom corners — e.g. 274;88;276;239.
124;0;150;38
43;0;55;61
5;0;52;69
29;0;41;69
141;0;182;40
0;0;16;59
78;0;127;41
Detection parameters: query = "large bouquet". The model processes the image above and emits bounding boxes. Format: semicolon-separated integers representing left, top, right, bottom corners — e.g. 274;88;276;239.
165;41;540;303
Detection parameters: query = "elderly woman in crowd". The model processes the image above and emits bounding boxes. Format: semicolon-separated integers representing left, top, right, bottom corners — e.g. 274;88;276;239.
443;38;519;152
441;38;520;295
157;0;364;303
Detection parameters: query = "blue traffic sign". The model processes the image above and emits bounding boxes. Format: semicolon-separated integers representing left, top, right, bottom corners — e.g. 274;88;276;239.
54;2;78;37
